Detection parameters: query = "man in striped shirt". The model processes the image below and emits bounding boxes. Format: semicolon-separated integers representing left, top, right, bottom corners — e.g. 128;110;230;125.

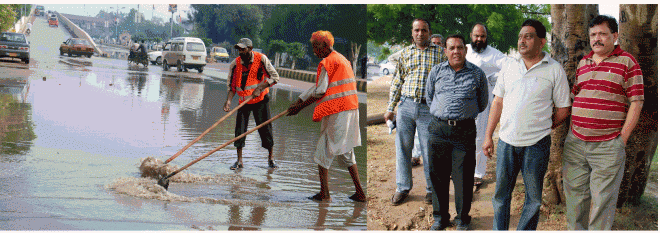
562;15;644;230
384;18;444;206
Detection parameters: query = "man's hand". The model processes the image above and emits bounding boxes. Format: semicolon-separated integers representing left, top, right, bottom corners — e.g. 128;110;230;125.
252;82;269;97
287;99;303;116
482;137;494;159
383;111;395;122
223;100;232;112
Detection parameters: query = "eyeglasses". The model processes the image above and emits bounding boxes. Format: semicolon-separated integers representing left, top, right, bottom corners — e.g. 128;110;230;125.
518;33;537;40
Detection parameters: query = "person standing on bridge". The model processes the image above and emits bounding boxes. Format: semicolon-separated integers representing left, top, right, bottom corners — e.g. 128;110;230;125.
224;38;280;170
286;30;365;202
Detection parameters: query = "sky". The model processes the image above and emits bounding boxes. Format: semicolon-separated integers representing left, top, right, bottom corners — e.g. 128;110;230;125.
41;4;192;21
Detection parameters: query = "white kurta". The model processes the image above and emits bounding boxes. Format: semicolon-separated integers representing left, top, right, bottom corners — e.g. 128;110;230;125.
299;66;361;169
466;44;508;179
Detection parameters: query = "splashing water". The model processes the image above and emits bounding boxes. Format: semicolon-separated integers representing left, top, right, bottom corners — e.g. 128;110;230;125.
105;157;289;207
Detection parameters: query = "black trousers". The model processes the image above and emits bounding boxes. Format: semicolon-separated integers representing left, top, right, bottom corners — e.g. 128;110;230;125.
234;95;273;150
428;117;476;225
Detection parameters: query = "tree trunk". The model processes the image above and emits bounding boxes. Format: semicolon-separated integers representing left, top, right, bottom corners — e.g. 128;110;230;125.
274;52;280;67
546;4;599;206
616;4;658;207
351;42;362;75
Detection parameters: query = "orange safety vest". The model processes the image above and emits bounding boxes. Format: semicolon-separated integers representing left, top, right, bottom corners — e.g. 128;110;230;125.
312;51;359;122
232;51;270;104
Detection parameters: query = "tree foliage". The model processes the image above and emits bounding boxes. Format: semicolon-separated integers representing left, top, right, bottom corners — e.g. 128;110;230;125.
368;4;550;53
286;41;307;69
0;4;18;32
190;4;366;69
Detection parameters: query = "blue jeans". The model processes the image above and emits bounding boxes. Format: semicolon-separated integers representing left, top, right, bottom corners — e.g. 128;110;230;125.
395;98;433;194
492;136;550;230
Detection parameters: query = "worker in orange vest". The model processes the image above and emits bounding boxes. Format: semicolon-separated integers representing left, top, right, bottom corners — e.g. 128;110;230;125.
287;31;365;202
224;38;280;170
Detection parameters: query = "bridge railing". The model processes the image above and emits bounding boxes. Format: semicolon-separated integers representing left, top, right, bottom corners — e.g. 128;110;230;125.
55;12;104;56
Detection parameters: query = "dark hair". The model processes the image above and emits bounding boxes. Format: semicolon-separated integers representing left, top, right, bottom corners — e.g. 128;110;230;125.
412;18;431;29
589;15;618;33
472;23;488;36
445;34;466;47
521;19;547;38
431;34;443;40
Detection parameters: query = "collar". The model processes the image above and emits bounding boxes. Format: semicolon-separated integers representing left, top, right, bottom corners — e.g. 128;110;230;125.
516;52;550;65
409;42;439;51
441;59;475;71
584;45;624;60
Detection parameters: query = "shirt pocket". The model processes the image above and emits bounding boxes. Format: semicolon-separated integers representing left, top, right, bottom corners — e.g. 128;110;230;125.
510;76;552;100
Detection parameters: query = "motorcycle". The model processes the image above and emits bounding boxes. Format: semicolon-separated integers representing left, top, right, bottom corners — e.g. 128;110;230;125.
128;52;149;68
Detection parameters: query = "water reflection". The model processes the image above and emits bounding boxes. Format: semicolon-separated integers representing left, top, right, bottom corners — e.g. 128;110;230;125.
0;70;365;229
0;78;34;159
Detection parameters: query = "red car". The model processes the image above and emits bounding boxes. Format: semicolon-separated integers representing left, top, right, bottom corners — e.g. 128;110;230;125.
48;15;58;27
60;38;94;58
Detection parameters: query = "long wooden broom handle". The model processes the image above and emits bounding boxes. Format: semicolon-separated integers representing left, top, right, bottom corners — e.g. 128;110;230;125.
164;96;254;164
164;109;289;178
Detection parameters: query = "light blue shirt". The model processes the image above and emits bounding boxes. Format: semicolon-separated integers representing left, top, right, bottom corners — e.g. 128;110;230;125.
426;60;489;120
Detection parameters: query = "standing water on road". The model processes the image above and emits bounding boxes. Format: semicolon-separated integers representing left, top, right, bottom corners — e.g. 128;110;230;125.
0;15;366;230
0;71;366;230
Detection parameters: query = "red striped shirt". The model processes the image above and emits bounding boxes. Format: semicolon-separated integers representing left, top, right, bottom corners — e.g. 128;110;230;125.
571;45;644;142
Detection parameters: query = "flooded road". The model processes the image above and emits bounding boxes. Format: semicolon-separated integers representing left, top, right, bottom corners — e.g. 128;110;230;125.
0;15;366;230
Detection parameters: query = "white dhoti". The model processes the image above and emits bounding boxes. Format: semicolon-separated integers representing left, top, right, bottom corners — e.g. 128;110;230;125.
313;109;361;169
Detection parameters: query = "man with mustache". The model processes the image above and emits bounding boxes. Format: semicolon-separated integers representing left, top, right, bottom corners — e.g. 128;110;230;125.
466;23;507;187
385;18;443;206
425;34;488;230
224;38;280;170
481;19;571;230
562;15;644;230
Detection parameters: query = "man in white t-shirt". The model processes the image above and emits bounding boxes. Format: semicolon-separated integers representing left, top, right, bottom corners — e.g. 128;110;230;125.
482;19;571;230
466;23;507;186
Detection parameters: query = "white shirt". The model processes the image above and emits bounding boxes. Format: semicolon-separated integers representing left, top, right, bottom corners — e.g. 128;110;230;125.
466;44;507;87
493;52;571;146
299;66;361;158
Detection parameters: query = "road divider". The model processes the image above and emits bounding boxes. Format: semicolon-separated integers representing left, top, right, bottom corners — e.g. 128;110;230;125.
274;67;367;93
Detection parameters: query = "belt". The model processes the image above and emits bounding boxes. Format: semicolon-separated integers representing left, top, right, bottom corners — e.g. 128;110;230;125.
437;117;474;127
402;96;426;104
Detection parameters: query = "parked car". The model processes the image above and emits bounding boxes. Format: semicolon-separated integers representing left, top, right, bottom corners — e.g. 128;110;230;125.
35;5;45;16
162;37;207;73
60;38;94;58
0;32;30;64
48;15;58;27
148;47;163;65
210;46;229;63
379;60;396;75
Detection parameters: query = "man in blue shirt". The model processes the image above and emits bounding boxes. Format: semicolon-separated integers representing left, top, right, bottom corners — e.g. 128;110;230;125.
425;34;488;230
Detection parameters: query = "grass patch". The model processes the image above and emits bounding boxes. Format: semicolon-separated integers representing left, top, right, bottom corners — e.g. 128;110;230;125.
650;149;658;183
612;194;658;230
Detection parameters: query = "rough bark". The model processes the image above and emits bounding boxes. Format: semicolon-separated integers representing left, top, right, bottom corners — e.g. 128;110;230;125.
546;4;599;206
351;42;362;75
616;4;658;207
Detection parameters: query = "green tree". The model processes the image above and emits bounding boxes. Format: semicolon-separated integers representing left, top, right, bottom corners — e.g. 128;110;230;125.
286;42;306;70
268;39;287;67
368;4;550;53
261;5;366;71
0;4;18;32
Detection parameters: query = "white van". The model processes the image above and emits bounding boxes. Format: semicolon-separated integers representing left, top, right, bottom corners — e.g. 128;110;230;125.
162;37;207;73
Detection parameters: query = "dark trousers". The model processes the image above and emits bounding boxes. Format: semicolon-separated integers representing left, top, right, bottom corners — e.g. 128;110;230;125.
234;95;273;149
428;117;476;225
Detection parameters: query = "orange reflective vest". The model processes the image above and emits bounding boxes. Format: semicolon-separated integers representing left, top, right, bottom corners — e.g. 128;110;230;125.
312;51;359;122
232;51;269;104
